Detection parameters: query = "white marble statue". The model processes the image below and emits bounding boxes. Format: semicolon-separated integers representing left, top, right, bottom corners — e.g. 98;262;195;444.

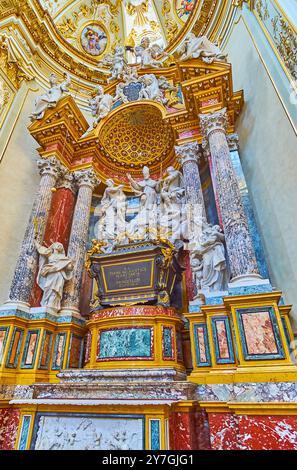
158;76;178;106
114;82;129;104
177;33;227;64
30;72;71;120
127;166;160;208
159;167;187;243
34;240;74;312
160;166;185;207
139;74;163;103
126;166;161;239
89;85;114;127
122;66;139;84
134;37;165;68
107;46;126;83
191;222;229;294
98;179;126;241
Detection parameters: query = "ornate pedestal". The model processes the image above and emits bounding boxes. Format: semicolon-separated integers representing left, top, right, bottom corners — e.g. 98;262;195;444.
85;305;186;376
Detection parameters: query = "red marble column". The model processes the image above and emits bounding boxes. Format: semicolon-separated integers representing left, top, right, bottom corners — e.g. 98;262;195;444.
169;410;198;450
0;408;20;450
30;181;76;307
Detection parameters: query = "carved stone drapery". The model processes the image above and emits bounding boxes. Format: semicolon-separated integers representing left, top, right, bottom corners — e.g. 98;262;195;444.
61;169;100;314
8;157;62;305
200;109;259;280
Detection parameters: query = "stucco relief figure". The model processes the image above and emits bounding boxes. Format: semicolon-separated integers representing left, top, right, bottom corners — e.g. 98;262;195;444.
107;46;126;83
161;166;185;207
158;76;179;106
126;166;160;239
30;72;71;120
122;66;139;84
89;85;114;127
134;37;166;68
114;82;129;104
177;33;227;63
98;179;126;241
34;240;74;312
191;223;229;294
139;74;163;102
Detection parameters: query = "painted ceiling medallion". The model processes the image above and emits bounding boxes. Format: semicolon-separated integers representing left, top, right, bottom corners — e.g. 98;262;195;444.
80;22;108;57
176;0;197;22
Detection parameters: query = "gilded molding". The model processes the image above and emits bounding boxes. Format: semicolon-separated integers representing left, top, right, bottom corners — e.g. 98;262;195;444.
0;35;30;89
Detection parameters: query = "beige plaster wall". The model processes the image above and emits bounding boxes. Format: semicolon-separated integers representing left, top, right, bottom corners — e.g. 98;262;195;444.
0;83;40;304
224;18;297;330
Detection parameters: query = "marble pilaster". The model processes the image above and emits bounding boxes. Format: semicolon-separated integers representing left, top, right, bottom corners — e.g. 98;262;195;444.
7;157;62;307
61;169;100;315
199;109;259;280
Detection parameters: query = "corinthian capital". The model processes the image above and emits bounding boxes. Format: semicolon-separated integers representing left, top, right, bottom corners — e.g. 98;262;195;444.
199;108;228;138
37;157;63;179
175;141;202;166
75;169;100;190
56;171;76;193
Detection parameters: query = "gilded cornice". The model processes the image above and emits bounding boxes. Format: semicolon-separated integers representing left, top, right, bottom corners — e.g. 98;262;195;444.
0;35;30;88
0;1;238;87
28;59;243;187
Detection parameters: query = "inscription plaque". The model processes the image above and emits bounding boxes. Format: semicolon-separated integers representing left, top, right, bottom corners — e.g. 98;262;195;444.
89;241;183;309
102;260;153;292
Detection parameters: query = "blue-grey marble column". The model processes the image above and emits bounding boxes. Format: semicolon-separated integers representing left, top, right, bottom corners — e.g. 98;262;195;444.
200;108;259;280
61;169;100;314
175;141;206;214
8;157;62;306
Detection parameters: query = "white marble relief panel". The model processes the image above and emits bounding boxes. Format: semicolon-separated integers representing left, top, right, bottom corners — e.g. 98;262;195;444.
33;415;144;450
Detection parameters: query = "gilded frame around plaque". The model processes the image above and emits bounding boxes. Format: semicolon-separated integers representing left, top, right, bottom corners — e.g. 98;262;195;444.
101;259;155;293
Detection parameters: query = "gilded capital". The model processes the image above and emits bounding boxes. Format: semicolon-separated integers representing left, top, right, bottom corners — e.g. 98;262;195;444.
199;108;228;138
175;141;202;166
75;169;101;190
37;156;62;179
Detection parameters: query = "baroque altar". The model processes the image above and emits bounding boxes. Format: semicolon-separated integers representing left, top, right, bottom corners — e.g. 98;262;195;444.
0;30;296;452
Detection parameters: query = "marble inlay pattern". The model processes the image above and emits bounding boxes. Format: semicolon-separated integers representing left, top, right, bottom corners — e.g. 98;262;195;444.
150;419;161;451
196;382;297;402
97;327;152;360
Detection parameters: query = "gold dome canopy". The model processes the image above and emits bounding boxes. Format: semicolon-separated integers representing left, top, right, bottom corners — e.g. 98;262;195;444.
95;100;175;175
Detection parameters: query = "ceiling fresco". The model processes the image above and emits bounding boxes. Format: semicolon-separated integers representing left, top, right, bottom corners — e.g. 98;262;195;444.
38;0;198;60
